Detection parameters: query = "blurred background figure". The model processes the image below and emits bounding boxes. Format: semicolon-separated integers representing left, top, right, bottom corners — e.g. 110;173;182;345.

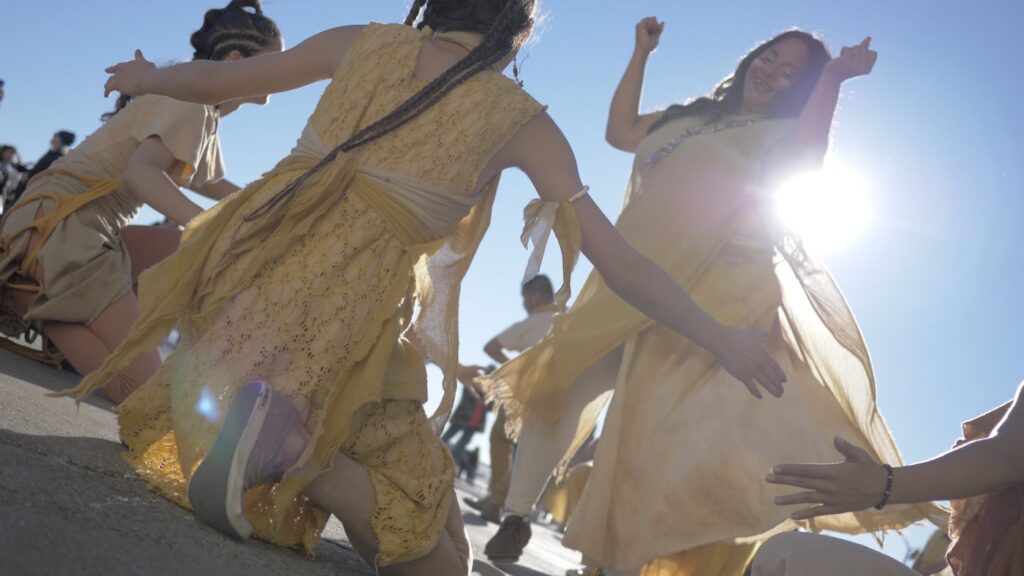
7;131;77;210
0;145;27;211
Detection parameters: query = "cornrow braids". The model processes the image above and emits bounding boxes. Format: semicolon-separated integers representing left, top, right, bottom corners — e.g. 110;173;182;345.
190;0;281;62
245;0;535;221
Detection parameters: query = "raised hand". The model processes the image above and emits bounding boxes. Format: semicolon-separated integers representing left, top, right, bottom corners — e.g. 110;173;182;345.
716;328;786;399
635;17;665;54
766;436;889;520
825;37;878;83
104;50;157;98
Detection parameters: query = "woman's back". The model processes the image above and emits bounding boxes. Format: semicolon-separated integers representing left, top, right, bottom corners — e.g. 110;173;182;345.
300;23;543;197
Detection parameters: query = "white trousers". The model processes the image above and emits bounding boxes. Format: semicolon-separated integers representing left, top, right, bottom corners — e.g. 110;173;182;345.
751;533;951;576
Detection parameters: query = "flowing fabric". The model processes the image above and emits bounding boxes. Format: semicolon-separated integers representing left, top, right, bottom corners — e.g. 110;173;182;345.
55;23;580;565
487;115;946;571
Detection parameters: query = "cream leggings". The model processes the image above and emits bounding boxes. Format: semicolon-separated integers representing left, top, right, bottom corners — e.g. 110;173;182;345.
504;348;621;518
751;533;945;576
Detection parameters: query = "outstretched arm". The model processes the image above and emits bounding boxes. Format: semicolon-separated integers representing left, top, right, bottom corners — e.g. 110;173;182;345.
103;26;365;105
492;112;786;398
764;38;878;180
606;17;665;153
768;383;1024;520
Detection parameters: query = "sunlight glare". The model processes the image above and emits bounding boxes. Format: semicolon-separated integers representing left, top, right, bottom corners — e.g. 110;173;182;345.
774;161;872;252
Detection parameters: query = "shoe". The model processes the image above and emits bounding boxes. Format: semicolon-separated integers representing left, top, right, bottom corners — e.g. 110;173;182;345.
479;499;502;524
484;515;532;563
463;495;491;512
187;381;307;539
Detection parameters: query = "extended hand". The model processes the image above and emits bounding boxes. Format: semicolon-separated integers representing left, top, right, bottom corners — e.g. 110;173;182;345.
717;328;786;399
104;50;156;98
457;364;488;399
766;436;889;520
635;17;665;54
825;37;878;83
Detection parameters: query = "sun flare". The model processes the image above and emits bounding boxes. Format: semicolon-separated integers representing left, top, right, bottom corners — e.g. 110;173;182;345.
774;160;872;253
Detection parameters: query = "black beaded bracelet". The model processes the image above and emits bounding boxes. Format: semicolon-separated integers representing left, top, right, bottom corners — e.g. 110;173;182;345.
874;464;894;510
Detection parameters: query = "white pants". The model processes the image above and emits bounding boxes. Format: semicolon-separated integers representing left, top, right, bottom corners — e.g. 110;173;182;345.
503;348;621;517
752;533;950;576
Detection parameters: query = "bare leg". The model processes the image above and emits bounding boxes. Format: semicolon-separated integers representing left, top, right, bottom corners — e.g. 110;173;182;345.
305;452;469;576
44;292;160;403
122;225;181;288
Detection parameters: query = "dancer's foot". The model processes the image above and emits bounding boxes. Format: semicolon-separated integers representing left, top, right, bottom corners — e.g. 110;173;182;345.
484;515;532;563
462;494;490;512
188;381;307;539
463;495;502;524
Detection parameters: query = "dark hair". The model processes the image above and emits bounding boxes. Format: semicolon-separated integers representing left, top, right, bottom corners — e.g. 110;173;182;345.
648;30;830;134
245;0;536;220
55;131;76;147
0;145;16;160
523;274;554;300
103;0;280;121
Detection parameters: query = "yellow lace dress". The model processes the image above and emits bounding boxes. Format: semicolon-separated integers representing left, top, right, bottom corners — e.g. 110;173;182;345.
64;23;576;567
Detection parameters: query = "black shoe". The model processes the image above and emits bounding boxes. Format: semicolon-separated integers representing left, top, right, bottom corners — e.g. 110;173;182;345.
484;515;532;563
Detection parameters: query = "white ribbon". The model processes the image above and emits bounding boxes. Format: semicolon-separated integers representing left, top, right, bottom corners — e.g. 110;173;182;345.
519;186;589;285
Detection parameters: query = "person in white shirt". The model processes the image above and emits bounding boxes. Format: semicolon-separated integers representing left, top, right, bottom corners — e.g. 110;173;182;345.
465;274;558;523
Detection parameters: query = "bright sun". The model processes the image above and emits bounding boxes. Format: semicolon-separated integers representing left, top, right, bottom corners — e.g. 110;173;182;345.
774;160;872;253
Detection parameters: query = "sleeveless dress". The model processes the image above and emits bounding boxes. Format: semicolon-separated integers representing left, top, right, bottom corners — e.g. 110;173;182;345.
0;95;223;326
487;114;947;572
64;24;579;567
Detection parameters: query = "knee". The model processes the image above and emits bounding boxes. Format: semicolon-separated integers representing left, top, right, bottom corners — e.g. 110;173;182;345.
751;532;808;576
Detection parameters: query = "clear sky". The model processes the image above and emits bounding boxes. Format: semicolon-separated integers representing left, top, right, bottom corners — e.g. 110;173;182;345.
3;0;1023;565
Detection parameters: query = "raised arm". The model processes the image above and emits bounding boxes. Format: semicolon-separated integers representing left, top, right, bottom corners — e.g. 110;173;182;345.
764;37;878;180
606;17;665;153
490;112;786;398
103;26;365;105
190;178;241;202
768;382;1024;520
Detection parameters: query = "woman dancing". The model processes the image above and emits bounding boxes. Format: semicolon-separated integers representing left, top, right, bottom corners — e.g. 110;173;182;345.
483;17;945;575
0;0;281;402
73;1;787;574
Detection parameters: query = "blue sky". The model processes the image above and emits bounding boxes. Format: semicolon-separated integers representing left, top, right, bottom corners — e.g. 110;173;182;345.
3;0;1023;564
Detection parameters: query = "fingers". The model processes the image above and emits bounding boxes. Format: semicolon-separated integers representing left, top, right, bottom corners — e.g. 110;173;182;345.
773;490;828;506
765;473;832;492
790;504;844;521
135;49;146;62
859;36;871;49
769;463;836;479
833;436;873;463
742;378;764;400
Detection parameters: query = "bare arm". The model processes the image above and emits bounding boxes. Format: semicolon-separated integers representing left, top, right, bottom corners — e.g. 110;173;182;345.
190;178;241;202
606;17;665;153
488;112;786;398
104;26;365;105
484;338;511;365
764;38;879;181
768;383;1024;520
123;137;205;226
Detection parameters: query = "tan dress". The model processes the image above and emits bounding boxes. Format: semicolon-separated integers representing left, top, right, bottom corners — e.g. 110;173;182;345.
488;114;948;572
64;24;580;567
0;95;223;325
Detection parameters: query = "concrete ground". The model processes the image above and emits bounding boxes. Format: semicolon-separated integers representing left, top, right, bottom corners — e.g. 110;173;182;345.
0;347;582;576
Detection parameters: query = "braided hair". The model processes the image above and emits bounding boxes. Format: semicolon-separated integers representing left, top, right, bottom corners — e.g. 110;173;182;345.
647;30;830;134
103;0;280;121
245;0;536;220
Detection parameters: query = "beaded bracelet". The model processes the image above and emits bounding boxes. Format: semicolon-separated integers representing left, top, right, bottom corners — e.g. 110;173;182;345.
874;464;894;510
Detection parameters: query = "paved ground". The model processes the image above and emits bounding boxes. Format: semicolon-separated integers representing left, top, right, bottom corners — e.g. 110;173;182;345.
0;347;581;576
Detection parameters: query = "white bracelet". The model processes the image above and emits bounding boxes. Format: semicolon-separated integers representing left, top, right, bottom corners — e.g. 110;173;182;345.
568;186;590;203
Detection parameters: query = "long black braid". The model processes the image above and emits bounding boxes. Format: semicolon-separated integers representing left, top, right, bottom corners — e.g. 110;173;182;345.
244;0;535;221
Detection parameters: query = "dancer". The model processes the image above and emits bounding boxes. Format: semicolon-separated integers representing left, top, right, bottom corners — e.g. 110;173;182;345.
484;17;944;574
73;1;786;574
0;0;281;401
465;274;559;523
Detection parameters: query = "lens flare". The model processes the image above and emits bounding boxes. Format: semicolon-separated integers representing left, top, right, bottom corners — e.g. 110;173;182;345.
196;387;219;422
774;160;871;253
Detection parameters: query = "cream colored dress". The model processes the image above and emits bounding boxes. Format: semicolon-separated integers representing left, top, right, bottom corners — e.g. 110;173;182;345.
0;95;223;325
66;24;582;567
489;114;947;573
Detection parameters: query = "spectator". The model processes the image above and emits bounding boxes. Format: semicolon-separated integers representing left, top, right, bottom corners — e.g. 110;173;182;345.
9;131;77;209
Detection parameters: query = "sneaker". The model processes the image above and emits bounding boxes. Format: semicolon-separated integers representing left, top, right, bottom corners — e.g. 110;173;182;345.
484;515;532;563
463;495;491;512
187;381;307;539
479;499;502;524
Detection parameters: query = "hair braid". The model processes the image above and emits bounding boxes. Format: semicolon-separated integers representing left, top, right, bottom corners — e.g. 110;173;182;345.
245;0;535;221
